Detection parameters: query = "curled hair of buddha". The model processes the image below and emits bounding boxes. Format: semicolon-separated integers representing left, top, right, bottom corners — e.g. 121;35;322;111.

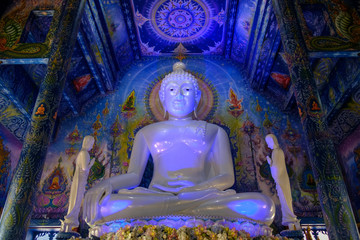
159;62;200;103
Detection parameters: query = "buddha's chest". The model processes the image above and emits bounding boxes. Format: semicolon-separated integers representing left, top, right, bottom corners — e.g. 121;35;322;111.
145;122;209;156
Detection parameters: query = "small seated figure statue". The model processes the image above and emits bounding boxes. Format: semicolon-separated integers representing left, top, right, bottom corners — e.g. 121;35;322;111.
61;135;95;232
265;134;300;230
83;62;275;231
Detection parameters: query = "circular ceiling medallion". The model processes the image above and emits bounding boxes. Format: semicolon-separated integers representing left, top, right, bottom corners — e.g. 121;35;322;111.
151;0;210;42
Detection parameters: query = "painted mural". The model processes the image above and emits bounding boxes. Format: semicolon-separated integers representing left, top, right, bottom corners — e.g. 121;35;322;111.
130;0;228;55
34;57;321;230
0;124;22;214
327;62;360;144
337;122;360;225
329;98;360;194
296;1;360;52
0;0;63;59
320;58;360;117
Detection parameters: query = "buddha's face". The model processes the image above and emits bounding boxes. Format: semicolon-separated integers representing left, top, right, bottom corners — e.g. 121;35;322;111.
163;78;200;119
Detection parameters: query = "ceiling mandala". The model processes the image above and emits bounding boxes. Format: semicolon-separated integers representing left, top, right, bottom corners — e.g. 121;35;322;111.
131;0;228;55
151;0;210;42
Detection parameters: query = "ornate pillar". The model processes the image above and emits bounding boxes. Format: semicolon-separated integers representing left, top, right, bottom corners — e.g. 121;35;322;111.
272;0;360;239
0;0;86;239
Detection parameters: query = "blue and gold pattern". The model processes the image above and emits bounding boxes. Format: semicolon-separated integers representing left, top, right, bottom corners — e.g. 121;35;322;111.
0;0;87;239
272;0;359;238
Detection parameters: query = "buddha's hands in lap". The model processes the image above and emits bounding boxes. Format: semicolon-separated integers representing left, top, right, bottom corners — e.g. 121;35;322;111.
152;180;196;193
177;188;224;200
84;179;112;225
152;180;224;200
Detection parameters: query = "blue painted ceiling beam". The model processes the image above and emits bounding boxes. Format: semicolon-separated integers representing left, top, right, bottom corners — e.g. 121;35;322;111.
283;85;295;111
224;0;239;58
91;0;120;73
309;51;360;58
0;58;49;65
245;0;268;71
77;23;106;94
119;0;141;60
254;28;282;91
248;0;272;81
61;91;80;115
250;9;282;91
83;0;114;91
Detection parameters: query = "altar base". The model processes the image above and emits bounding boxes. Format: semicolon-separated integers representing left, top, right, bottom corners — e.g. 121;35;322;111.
90;217;273;237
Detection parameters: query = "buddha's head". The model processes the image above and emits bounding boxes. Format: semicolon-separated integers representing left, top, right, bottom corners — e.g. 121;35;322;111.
159;62;201;119
265;134;279;150
82;135;95;151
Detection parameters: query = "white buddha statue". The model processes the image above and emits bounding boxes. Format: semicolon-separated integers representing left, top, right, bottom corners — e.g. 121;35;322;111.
83;62;275;232
265;134;300;230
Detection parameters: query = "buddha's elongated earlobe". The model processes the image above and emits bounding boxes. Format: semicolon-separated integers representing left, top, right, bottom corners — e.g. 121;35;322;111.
163;108;167;119
194;107;198;119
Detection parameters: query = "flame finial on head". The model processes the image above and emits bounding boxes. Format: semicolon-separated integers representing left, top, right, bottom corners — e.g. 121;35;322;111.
172;61;186;72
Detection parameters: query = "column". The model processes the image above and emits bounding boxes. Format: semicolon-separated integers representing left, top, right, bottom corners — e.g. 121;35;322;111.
272;0;360;239
0;0;86;239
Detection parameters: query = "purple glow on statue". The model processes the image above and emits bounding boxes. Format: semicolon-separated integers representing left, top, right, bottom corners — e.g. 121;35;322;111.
154;141;172;153
228;199;268;218
100;200;131;216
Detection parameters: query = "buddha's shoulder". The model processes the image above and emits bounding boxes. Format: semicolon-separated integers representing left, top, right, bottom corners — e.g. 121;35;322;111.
136;120;225;135
136;121;169;135
204;122;228;135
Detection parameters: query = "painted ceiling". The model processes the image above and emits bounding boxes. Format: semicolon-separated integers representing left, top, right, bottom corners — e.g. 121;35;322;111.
132;0;228;55
0;0;360;143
